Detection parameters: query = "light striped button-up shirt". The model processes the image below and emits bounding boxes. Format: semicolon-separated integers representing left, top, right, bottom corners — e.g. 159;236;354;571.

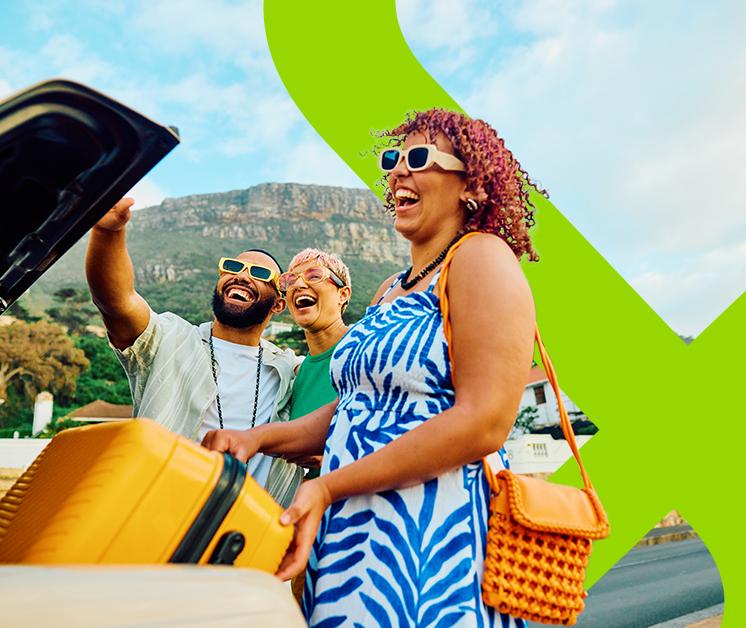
113;309;304;507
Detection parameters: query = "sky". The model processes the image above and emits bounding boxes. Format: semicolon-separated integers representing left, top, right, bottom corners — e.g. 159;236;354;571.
1;1;743;337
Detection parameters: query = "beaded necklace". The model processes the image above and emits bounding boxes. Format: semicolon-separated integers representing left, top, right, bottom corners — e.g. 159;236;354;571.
208;325;263;430
400;233;462;290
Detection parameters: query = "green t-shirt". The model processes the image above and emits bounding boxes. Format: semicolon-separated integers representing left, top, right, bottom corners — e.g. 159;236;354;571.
289;343;338;479
289;343;338;420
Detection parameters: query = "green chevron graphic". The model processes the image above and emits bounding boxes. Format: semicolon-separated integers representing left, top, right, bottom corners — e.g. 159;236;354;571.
264;1;744;622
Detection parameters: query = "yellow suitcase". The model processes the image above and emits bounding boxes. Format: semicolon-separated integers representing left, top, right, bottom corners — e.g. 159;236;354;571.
0;419;293;572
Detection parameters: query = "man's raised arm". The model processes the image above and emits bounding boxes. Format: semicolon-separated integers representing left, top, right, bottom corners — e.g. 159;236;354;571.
85;198;151;350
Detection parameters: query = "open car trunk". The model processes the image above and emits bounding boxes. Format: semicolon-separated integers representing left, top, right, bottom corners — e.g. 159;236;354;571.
0;79;179;315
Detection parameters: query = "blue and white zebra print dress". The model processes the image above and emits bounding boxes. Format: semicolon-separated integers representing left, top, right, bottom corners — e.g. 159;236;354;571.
303;271;525;628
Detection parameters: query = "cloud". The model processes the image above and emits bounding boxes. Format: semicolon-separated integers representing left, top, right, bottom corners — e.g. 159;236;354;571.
27;6;55;32
126;177;170;210
0;46;44;96
459;1;746;255
0;35;119;98
397;0;496;50
398;0;746;334
397;0;497;76
110;0;302;163
38;35;117;85
222;93;301;156
619;90;746;254
131;0;268;69
510;0;620;35
630;239;746;336
154;72;301;160
1;3;323;195
276;132;365;189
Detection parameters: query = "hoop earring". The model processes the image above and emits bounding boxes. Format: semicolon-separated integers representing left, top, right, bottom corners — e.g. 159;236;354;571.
466;198;479;213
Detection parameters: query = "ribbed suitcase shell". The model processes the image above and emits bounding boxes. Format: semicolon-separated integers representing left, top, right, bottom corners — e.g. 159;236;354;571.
0;419;292;572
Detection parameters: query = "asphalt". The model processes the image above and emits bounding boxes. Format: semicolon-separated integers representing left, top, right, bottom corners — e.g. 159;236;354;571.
650;603;723;627
528;538;723;628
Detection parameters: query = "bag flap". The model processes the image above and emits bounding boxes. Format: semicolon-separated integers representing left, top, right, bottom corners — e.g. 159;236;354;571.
492;470;610;539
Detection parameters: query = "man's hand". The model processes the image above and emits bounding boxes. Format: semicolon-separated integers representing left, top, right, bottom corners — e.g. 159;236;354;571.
201;428;263;462
95;197;134;232
275;477;332;580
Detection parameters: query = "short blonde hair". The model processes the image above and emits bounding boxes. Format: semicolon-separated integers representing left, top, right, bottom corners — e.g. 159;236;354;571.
288;248;351;313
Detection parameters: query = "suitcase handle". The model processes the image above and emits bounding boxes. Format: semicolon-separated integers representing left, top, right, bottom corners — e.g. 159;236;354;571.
170;454;247;563
208;531;247;565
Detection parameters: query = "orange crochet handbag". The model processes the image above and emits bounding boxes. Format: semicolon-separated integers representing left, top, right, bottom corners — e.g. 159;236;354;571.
438;233;610;626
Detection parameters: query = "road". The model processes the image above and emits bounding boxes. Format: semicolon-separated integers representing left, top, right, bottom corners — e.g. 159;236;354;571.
528;538;723;628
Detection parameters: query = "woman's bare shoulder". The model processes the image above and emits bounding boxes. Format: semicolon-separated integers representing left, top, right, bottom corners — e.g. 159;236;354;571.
452;232;518;264
448;234;524;284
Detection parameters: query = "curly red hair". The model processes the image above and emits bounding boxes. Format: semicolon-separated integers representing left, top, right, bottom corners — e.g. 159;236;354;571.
378;109;545;261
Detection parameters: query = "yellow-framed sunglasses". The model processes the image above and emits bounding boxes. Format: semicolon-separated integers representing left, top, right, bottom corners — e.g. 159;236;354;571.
218;257;280;290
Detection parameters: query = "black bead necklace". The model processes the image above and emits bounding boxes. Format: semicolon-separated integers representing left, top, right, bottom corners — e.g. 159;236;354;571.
209;325;263;429
400;233;462;290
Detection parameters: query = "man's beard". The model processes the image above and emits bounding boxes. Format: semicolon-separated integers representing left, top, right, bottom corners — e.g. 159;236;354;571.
212;287;277;329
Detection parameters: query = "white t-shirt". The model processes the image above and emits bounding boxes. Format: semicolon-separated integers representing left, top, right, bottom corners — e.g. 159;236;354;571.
197;337;281;489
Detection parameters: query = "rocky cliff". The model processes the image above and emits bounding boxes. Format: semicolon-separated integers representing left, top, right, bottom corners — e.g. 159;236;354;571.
37;183;409;323
129;183;407;264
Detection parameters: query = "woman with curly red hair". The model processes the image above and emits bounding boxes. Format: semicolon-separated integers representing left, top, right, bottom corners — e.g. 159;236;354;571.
203;109;540;626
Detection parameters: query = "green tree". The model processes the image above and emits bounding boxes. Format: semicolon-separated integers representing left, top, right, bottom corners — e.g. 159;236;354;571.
36;417;86;438
271;328;309;354
71;335;131;406
513;405;539;434
27;334;131;435
0;321;89;429
0;384;33;434
5;298;41;322
46;287;100;335
0;320;89;400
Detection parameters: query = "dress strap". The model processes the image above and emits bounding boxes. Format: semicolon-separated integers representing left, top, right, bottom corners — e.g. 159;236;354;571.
425;268;443;292
374;272;405;305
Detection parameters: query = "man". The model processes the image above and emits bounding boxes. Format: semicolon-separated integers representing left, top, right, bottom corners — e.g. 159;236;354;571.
85;198;303;506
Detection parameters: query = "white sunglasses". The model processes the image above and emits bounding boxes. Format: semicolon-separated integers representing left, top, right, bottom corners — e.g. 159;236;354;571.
378;144;466;173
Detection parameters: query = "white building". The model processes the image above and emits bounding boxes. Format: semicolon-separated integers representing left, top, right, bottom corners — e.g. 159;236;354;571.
491;433;593;475
493;367;594;475
520;365;584;426
262;321;295;338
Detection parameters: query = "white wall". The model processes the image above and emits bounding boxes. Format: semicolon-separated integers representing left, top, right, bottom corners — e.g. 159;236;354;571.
263;321;294;337
0;439;50;469
4;434;592;477
487;433;592;475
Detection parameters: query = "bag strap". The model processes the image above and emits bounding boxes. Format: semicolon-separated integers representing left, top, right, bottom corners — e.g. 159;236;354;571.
437;233;593;493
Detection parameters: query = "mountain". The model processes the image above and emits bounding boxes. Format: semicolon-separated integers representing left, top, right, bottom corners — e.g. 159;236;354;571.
32;183;410;324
